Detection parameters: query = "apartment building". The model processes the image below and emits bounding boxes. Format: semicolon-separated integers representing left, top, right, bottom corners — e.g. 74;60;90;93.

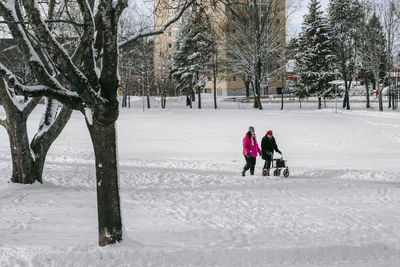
153;0;286;97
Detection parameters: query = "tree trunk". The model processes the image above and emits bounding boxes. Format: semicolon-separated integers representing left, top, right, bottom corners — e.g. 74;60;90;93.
147;94;150;109
254;61;263;110
245;79;250;98
187;90;193;109
213;75;217;109
88;120;122;246
198;89;201;109
378;85;383;112
342;74;351;110
253;97;259;109
299;98;302;109
318;96;322;110
121;91;126;108
280;91;284;110
7;116;39;184
196;71;201;109
343;89;350;110
365;79;370;108
161;90;166;108
374;76;383;112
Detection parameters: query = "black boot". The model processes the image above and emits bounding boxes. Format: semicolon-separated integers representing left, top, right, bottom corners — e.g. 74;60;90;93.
241;169;246;176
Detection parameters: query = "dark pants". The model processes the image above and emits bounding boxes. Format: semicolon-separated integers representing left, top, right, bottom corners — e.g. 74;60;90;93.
243;156;256;175
263;152;273;170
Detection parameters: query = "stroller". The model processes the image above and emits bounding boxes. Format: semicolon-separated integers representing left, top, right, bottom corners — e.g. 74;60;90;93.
262;154;289;178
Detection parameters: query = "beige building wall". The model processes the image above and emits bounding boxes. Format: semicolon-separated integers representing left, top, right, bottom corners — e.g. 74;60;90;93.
153;0;286;97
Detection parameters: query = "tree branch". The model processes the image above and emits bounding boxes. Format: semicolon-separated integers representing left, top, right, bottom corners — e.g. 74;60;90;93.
31;103;72;157
119;0;196;49
76;0;99;89
0;2;72;98
0;73;41;120
0;64;83;110
115;0;128;19
0;76;17;111
20;0;101;106
22;97;41;120
0;118;6;128
0;19;84;26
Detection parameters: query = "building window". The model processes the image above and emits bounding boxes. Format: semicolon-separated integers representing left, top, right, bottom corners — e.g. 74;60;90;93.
233;75;237;81
232;28;236;33
208;76;212;81
276;18;280;24
277;75;281;81
168;43;172;48
168;32;172;37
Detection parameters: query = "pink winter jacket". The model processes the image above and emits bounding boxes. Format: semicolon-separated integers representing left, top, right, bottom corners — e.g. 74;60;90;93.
242;134;261;158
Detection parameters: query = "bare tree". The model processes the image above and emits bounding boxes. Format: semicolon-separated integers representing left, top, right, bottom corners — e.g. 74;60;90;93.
363;11;388;111
121;38;154;109
329;0;364;110
0;0;195;246
154;53;172;108
209;22;222;109
0;0;73;184
0;80;72;184
224;0;286;110
378;0;400;109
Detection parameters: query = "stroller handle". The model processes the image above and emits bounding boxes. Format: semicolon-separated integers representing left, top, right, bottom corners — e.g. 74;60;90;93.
273;152;287;160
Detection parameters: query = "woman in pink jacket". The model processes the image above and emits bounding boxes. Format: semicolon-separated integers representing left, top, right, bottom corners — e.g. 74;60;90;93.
242;126;261;176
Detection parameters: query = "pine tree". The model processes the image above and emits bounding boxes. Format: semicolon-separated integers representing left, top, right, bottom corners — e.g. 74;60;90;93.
329;0;363;110
295;0;336;109
171;6;214;109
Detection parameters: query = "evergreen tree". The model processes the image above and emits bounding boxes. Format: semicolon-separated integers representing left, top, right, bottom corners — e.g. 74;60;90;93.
295;0;336;109
329;0;363;109
171;6;214;109
357;3;374;109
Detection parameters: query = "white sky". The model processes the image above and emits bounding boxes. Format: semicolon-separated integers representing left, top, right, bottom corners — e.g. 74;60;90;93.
0;0;330;40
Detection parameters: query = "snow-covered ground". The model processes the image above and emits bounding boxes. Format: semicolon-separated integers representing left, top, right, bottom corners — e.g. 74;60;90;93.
1;96;400;266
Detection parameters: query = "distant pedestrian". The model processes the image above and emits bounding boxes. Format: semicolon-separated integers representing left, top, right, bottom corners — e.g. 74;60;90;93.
242;126;261;176
261;130;282;175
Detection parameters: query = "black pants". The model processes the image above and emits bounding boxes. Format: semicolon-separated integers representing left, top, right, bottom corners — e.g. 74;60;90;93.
263;152;273;170
243;156;256;175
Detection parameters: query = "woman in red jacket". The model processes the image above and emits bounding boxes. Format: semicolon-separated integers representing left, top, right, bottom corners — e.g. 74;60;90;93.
242;126;261;176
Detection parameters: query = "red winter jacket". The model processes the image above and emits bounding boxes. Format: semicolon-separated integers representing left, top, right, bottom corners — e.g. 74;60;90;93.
242;133;261;158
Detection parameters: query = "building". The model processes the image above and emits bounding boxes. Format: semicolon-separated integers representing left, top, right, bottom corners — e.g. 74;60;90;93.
153;0;286;97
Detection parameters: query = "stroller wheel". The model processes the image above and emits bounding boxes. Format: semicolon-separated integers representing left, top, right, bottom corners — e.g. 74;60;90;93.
273;169;280;176
283;168;289;178
262;169;269;176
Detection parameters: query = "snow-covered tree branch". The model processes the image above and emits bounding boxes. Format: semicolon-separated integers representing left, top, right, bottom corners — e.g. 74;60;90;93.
119;0;196;49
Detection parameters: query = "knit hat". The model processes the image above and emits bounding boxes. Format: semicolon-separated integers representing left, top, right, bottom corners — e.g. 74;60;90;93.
266;130;273;136
248;126;255;132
